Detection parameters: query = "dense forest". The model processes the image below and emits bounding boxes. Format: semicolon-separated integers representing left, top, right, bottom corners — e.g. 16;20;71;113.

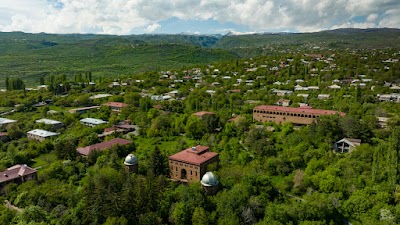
1;31;400;224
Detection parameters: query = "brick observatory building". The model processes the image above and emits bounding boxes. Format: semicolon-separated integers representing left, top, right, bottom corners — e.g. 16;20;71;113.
169;145;218;183
253;105;346;125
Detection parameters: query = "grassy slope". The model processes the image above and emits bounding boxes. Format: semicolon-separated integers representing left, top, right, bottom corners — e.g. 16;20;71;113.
0;33;237;85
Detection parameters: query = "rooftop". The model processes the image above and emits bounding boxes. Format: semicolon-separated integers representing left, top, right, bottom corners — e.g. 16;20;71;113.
103;102;128;108
89;94;113;99
254;105;346;116
0;118;17;125
0;164;37;183
192;111;216;117
35;118;63;125
68;106;101;113
169;145;218;166
27;129;60;138
77;138;132;156
80;118;108;125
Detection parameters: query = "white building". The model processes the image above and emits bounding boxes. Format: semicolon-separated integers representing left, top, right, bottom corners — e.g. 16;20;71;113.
0;118;17;128
80;118;108;127
35;118;63;129
27;129;59;142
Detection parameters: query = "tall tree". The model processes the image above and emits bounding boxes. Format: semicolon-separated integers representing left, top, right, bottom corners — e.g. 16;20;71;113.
388;127;400;187
5;77;9;91
148;146;165;177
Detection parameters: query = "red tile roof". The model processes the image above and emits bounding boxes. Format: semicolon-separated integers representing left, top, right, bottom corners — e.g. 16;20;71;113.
169;145;218;166
0;164;37;183
254;105;346;116
192;111;216;117
103;102;128;108
0;132;7;137
77;138;132;156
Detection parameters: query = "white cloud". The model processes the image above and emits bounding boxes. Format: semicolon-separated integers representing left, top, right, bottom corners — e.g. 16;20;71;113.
367;14;378;22
0;0;399;34
146;23;161;33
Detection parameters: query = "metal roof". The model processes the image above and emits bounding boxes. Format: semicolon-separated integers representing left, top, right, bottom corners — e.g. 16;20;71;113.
0;118;17;124
80;118;108;125
35;118;62;125
27;129;59;138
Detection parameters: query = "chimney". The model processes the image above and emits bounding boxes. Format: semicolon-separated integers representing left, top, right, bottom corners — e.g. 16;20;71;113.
192;146;196;151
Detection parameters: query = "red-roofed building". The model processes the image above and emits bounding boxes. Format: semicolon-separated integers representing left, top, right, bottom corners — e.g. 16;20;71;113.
103;102;128;112
253;105;345;125
169;145;218;183
192;111;216;118
0;164;37;190
77;138;132;156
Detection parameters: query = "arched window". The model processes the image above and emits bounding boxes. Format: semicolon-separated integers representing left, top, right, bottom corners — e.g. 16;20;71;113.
181;169;187;179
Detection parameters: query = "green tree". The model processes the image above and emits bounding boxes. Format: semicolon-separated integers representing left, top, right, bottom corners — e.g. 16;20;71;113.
19;205;48;223
169;202;189;225
185;116;205;139
148;146;166;177
388;127;400;186
192;207;208;225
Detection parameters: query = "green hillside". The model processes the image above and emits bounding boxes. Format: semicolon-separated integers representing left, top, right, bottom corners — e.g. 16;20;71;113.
0;33;237;85
1;28;400;85
215;28;400;49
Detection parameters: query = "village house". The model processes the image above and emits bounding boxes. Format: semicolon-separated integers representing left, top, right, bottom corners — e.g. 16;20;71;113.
68;106;101;114
318;94;330;100
377;94;400;102
192;111;216;119
80;118;108;127
100;121;136;138
0;164;37;190
253;105;345;125
77;138;132;156
89;93;113;100
377;117;389;129
335;138;361;153
169;145;219;183
0;117;17;128
328;84;341;90
294;85;309;91
297;94;309;98
103;102;128;112
35;118;63;130
27;129;60;142
276;99;291;107
272;89;293;96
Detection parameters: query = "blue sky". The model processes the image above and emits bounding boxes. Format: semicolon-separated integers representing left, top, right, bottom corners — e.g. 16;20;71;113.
0;0;399;35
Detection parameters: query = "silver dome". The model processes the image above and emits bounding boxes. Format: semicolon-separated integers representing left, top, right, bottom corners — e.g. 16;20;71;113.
201;172;219;187
124;154;138;166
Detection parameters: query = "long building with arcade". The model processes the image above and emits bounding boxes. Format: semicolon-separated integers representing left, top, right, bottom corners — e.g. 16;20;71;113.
253;105;345;125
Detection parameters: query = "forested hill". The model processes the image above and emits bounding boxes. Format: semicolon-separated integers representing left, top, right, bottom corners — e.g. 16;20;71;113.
215;28;400;49
0;32;237;85
0;28;400;85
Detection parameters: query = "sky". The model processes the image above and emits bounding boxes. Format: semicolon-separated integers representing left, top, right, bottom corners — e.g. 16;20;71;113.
0;0;399;35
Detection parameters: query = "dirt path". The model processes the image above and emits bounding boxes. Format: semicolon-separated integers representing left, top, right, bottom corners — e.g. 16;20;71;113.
3;200;23;213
